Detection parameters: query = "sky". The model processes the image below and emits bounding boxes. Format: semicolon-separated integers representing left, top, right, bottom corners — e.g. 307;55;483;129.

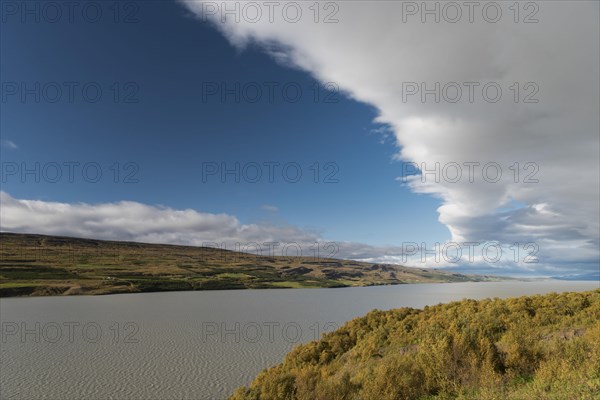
1;0;599;279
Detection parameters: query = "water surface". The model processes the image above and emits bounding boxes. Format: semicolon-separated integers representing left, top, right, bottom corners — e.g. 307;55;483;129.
1;280;597;399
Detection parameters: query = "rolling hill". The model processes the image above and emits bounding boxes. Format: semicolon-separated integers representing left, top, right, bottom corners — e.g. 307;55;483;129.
0;232;504;297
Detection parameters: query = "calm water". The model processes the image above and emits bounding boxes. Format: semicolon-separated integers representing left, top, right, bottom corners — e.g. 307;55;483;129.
1;280;597;399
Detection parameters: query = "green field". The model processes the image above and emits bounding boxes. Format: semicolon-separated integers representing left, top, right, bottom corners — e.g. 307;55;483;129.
0;232;505;297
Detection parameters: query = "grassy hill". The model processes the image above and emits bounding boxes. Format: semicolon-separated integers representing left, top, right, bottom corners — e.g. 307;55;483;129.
0;233;502;297
230;289;600;400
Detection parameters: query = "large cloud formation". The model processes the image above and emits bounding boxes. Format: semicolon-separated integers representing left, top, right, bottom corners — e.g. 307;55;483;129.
179;0;599;275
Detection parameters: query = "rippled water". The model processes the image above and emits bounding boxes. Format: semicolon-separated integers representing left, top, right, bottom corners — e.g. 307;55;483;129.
1;280;597;399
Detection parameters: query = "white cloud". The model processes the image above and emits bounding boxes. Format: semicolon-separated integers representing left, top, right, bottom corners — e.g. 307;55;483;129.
261;204;279;213
0;191;409;264
1;140;18;150
0;191;314;247
180;0;600;272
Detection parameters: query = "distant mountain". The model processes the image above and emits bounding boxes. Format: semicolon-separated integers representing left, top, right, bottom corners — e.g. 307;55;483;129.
0;232;505;297
552;272;600;282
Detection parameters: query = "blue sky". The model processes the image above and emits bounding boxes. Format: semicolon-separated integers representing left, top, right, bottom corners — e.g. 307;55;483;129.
0;1;447;246
1;1;598;278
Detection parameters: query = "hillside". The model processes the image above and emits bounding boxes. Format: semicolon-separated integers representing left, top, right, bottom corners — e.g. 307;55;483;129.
230;289;600;400
0;233;502;297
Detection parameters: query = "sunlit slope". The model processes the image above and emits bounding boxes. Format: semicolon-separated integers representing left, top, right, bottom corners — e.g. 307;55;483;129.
231;289;600;400
0;233;501;296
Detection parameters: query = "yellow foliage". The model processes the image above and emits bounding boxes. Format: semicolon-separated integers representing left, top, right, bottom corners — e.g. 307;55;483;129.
229;289;600;400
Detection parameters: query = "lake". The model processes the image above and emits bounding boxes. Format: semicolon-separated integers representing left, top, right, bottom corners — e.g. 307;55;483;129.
1;280;597;399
